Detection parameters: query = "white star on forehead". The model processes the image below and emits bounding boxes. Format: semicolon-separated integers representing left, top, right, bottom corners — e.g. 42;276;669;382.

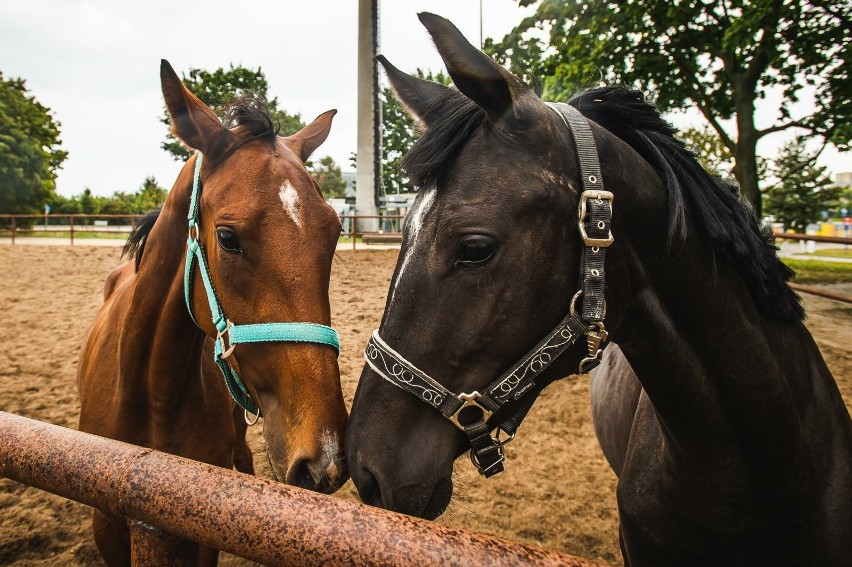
279;181;302;227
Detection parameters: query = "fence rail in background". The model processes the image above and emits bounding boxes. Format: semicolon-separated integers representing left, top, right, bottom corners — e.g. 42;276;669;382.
0;214;143;245
0;411;601;567
773;232;852;245
339;214;404;250
0;213;410;248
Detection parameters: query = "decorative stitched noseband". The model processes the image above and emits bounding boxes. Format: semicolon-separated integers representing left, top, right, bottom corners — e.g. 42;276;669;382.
364;103;613;477
184;153;341;421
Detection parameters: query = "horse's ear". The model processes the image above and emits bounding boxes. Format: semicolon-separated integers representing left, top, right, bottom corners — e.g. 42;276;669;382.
283;109;336;163
418;12;525;123
160;59;226;154
377;55;452;128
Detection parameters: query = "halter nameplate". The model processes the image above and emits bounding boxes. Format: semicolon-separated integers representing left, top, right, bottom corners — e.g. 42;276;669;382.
363;103;614;477
184;152;340;418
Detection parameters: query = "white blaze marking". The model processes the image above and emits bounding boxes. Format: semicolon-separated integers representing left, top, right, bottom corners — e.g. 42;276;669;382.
320;429;339;473
389;188;436;305
279;181;302;227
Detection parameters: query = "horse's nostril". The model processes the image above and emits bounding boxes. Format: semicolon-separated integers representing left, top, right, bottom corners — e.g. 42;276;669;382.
285;456;317;490
285;454;348;494
356;467;384;508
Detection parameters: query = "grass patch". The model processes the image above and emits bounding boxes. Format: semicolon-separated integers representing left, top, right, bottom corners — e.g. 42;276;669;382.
809;247;852;258
783;258;852;284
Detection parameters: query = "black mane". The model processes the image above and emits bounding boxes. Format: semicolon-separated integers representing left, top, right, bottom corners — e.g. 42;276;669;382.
401;86;802;322
122;208;160;270
571;87;801;321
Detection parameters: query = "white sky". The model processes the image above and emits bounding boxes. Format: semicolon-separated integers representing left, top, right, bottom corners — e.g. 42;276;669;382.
1;0;847;197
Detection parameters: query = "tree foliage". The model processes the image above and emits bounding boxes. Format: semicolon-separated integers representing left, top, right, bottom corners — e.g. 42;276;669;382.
161;64;305;161
381;69;451;195
310;156;347;199
679;125;735;179
763;137;841;233
488;0;851;216
0;72;68;214
48;177;169;223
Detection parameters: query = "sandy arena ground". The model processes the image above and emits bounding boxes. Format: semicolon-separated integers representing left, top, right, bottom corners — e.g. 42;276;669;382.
0;245;850;566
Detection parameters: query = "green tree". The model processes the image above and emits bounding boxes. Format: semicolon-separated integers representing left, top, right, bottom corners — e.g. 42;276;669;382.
763;137;841;233
133;176;168;212
679;125;735;179
161;64;305;161
0;72;68;214
489;0;851;216
381;69;451;194
310;156;347;199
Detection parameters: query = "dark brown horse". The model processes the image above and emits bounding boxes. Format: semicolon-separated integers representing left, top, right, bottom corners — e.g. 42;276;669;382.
77;60;348;566
345;13;852;566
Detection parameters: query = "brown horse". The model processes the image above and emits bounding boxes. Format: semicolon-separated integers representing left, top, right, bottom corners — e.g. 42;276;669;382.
77;60;348;566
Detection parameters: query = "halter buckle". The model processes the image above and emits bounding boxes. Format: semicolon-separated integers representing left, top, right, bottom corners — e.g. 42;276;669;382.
470;444;505;476
578;190;614;247
448;391;493;431
216;320;237;360
189;222;200;241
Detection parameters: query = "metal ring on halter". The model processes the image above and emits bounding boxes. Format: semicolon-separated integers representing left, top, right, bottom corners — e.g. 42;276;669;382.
189;222;200;241
494;427;516;447
569;289;607;318
244;408;260;426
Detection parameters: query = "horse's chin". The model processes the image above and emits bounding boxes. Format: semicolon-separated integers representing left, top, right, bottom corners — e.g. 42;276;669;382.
388;478;454;520
418;477;453;520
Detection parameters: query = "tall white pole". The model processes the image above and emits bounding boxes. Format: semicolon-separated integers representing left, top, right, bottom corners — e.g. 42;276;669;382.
356;0;380;232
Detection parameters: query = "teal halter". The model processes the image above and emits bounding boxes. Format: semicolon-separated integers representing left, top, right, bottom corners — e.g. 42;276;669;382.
184;153;341;418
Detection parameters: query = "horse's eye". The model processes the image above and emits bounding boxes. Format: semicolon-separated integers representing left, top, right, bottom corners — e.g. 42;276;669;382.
456;235;495;267
216;228;242;254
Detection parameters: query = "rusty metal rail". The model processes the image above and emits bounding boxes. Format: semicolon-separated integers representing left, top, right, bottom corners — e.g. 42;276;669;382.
789;283;852;305
774;232;852;245
0;412;603;567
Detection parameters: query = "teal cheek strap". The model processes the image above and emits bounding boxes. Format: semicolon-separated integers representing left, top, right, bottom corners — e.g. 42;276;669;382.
184;153;340;419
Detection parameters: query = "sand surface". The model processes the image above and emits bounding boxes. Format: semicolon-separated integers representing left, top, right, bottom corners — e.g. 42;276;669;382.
1;245;849;566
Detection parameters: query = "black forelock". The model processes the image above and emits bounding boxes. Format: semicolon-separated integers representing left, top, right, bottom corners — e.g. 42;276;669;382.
401;90;486;189
205;93;280;167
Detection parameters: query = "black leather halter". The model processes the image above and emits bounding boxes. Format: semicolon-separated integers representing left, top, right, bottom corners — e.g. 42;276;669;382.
363;103;614;477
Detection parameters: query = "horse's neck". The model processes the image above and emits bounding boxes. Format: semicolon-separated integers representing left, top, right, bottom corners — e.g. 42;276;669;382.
119;171;207;416
614;242;834;468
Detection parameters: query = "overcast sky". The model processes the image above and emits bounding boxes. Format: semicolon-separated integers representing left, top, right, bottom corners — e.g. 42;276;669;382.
2;0;847;197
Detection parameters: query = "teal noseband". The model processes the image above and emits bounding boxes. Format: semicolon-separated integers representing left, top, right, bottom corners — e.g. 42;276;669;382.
183;153;340;418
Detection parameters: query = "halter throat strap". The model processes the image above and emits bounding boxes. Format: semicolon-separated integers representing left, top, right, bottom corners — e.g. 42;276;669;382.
363;103;613;477
184;152;341;418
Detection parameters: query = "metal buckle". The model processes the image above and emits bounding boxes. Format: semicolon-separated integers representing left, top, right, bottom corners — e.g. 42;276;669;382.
188;222;200;241
217;320;236;360
468;428;515;475
578;190;614;247
470;444;504;474
448;391;493;431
